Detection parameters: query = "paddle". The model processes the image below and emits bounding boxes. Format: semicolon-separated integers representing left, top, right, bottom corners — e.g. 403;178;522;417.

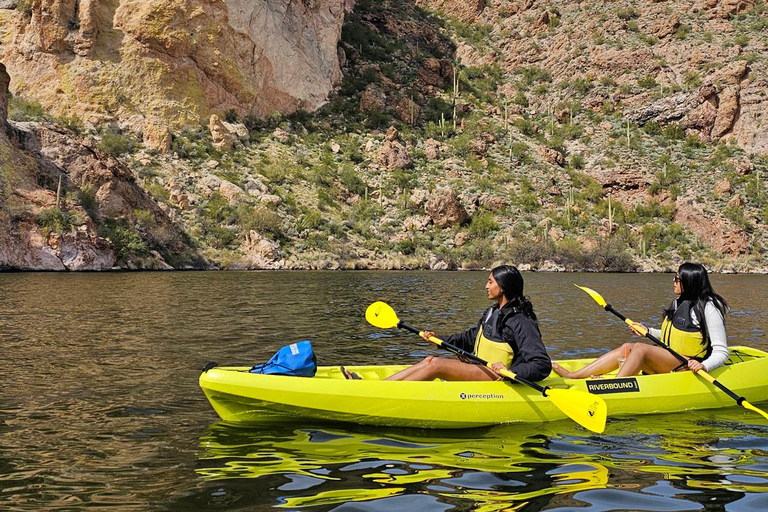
365;301;607;433
576;285;768;421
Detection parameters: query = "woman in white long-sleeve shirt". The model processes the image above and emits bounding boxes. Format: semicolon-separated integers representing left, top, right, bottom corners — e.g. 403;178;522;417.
553;262;729;379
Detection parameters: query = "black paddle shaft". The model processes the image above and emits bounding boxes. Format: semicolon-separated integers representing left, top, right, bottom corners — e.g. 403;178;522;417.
604;304;745;405
397;321;549;395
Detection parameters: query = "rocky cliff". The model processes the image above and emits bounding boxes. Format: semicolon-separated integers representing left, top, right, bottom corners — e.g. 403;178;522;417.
1;0;768;272
0;59;201;270
0;0;352;150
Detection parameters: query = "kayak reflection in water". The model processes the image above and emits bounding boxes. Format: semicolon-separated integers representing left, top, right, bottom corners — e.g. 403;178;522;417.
383;265;552;382
553;262;730;379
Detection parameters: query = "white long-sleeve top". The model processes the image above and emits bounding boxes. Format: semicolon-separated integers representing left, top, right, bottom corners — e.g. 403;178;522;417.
648;301;729;371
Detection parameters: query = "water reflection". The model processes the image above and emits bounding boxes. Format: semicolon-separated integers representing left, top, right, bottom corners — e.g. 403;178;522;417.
196;407;768;511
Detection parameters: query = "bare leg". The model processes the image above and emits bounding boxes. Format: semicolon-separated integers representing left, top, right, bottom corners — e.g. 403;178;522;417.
385;356;436;381
386;356;498;381
617;344;682;377
552;343;633;379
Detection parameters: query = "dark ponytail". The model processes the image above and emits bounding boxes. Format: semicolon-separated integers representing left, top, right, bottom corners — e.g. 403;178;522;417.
491;265;537;321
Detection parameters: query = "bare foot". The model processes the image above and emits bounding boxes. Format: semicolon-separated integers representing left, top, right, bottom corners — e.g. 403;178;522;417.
340;365;362;380
551;362;574;379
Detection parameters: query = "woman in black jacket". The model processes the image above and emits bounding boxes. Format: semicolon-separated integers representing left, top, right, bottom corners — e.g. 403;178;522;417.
382;265;551;382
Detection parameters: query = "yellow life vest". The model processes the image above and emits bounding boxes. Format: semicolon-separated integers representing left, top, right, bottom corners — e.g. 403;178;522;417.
473;322;515;366
661;300;709;359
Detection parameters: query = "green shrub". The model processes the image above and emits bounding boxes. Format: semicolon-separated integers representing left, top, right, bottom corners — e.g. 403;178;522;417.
339;166;367;196
239;205;284;239
133;209;154;229
638;74;658;89
97;217;148;261
617;7;639;20
202;192;236;223
573;77;593;95
296;209;325;233
396;238;417;255
554;237;587;269
469;210;498;238
516;66;552;86
662;123;685;140
507;235;556;265
16;0;33;15
77;186;98;217
733;34;750;47
98;131;138;157
8;95;48;121
674;25;691;40
684;71;701;90
146;183;170;201
58;114;84;135
570;153;585;169
36;207;75;236
585;237;634;271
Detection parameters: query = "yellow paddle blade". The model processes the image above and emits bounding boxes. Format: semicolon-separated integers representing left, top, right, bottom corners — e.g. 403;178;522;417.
574;284;607;308
742;401;768;421
365;301;400;329
546;388;607;434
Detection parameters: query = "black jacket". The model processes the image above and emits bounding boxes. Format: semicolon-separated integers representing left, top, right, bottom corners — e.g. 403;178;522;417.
443;302;552;382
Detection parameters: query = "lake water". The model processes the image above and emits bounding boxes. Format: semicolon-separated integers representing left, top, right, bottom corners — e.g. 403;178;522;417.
1;271;767;511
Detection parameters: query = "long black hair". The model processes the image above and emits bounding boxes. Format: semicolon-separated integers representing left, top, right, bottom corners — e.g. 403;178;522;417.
665;262;728;340
491;265;537;321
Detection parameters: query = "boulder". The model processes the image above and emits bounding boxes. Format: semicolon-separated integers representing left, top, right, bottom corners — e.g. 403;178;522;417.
378;140;412;170
238;230;283;269
209;114;236;151
360;84;387;112
417;58;453;87
536;146;565;167
713;179;733;198
638;14;680;39
425;190;470;228
424;138;443;160
394;97;421;125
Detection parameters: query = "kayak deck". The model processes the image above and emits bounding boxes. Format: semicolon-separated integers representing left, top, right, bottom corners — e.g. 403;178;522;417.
199;346;768;429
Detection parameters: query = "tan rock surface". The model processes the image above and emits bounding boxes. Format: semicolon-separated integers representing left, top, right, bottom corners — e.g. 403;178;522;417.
415;0;485;23
0;0;352;138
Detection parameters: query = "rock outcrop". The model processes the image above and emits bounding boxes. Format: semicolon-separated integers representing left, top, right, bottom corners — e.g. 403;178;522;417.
0;61;8;131
1;114;200;269
425;190;470;228
0;0;353;146
416;0;486;22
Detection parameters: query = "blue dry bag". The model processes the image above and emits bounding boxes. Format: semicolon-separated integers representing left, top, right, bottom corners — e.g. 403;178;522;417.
250;340;317;377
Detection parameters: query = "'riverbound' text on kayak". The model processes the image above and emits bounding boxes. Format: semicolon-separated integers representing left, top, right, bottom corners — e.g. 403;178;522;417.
585;378;640;394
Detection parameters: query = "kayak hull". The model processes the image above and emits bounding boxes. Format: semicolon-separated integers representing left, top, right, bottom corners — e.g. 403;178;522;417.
198;346;768;429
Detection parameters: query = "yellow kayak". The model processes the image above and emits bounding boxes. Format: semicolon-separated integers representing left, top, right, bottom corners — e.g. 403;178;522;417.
199;346;768;429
